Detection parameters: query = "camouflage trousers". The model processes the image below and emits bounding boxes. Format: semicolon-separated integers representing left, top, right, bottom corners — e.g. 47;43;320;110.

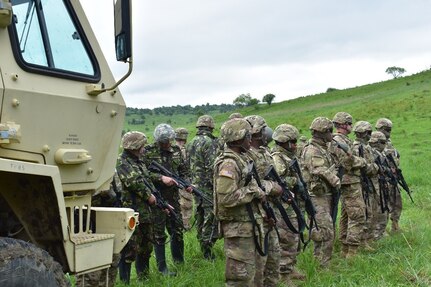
122;222;154;262
75;253;121;287
254;223;280;287
389;187;403;223
339;183;366;247
277;213;300;276
179;189;194;229
196;203;219;250
152;198;184;244
224;235;257;287
374;185;389;240
310;195;335;267
363;191;379;242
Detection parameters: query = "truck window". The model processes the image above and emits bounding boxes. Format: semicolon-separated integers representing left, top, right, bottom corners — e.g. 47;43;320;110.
10;0;99;81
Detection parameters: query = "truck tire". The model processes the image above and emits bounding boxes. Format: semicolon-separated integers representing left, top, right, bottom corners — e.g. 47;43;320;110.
0;237;71;287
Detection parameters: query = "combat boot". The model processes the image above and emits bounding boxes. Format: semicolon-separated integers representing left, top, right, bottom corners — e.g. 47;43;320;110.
154;243;176;276
391;221;401;233
341;244;349;258
280;274;297;287
362;240;375;252
118;256;131;284
202;244;216;261
171;239;184;264
135;254;150;280
289;268;306;281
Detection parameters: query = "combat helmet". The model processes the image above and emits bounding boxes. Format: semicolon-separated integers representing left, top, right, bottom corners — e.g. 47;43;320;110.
309;117;333;132
122;131;147;150
299;135;307;142
228;112;243;120
196;115;215;129
332;112;353;124
175;127;189;140
245;115;267;134
353;121;372;133
272;124;299;143
369;131;387;143
221;118;251;143
375;118;393;129
154;123;175;143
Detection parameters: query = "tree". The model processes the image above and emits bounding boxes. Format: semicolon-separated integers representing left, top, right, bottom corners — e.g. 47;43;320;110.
233;93;260;106
262;93;275;105
385;66;406;79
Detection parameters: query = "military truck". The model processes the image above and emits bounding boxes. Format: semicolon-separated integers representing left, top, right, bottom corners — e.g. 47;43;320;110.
0;0;137;285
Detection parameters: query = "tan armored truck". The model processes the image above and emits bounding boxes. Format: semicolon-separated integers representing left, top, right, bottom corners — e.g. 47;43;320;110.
0;0;137;285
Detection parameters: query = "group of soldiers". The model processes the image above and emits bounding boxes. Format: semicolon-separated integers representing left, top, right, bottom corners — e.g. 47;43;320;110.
77;111;407;287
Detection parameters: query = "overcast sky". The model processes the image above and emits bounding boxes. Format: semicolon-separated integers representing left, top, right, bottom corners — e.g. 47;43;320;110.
81;0;431;109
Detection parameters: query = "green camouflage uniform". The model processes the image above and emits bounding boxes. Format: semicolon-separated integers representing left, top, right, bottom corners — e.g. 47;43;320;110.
117;150;154;266
214;147;266;287
187;128;220;254
247;146;280;287
144;142;188;248
302;136;340;266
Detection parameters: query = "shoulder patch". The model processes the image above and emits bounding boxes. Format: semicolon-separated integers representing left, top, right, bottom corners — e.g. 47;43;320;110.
218;161;237;179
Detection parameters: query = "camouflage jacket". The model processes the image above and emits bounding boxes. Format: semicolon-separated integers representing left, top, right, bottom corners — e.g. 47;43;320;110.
116;150;153;223
143;143;189;201
92;170;123;207
330;132;366;185
246;146;279;196
301;138;340;196
384;139;400;167
353;138;379;178
187;129;219;193
213;147;265;237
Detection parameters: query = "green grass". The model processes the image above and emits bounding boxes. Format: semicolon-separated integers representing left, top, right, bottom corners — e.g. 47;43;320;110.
95;70;431;286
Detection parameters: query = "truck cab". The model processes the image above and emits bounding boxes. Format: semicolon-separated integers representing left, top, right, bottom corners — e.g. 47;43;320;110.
0;0;136;283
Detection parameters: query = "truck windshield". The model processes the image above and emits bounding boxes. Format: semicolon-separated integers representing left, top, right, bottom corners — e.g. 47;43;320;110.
11;0;96;77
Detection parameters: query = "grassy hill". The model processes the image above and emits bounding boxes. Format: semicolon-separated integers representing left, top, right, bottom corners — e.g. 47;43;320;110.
116;70;431;286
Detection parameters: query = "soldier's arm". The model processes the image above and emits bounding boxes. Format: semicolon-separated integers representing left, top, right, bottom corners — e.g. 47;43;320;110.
116;162;151;201
215;160;264;208
304;153;340;188
273;153;297;188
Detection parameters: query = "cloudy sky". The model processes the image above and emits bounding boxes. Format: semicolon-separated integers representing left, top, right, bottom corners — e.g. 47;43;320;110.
81;0;431;109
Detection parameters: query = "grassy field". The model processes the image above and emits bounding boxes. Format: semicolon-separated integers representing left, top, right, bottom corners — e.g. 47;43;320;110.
108;70;431;286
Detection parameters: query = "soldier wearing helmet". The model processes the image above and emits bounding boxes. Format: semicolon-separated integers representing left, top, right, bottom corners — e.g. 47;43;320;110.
375;118;402;233
174;128;193;230
228;112;243;120
214;118;268;286
144;124;191;276
296;135;308;157
187;115;220;260
368;131;392;240
271;123;306;283
300;117;340;267
245;115;282;286
352;121;380;249
329;112;368;259
115;131;157;283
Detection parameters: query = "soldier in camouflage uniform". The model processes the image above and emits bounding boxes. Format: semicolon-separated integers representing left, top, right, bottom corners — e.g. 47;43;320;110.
175;127;194;230
352;121;379;249
330;112;367;258
301;117;340;267
214;118;269;286
228;112;243;119
375;118;402;233
245;115;282;287
369;131;390;239
116;132;157;283
187;115;220;260
75;171;123;287
144;124;191;276
271;123;306;283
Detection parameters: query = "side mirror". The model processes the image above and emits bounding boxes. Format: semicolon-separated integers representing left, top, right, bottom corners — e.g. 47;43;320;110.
114;0;132;62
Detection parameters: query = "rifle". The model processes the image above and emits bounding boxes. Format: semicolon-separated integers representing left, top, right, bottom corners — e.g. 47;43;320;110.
140;176;185;230
264;164;307;235
386;153;414;203
374;155;391;213
288;158;318;231
358;144;376;220
148;160;213;206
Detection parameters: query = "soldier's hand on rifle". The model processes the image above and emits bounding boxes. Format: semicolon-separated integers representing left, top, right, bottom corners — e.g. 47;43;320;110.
271;182;283;197
147;194;157;206
164;204;175;216
185;186;194;193
161;175;178;187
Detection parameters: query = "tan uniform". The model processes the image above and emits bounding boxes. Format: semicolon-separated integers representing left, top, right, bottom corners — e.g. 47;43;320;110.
177;143;194;229
301;138;340;266
384;139;402;225
214;147;267;287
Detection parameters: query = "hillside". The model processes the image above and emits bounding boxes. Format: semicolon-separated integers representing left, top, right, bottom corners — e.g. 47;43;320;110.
118;70;431;286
